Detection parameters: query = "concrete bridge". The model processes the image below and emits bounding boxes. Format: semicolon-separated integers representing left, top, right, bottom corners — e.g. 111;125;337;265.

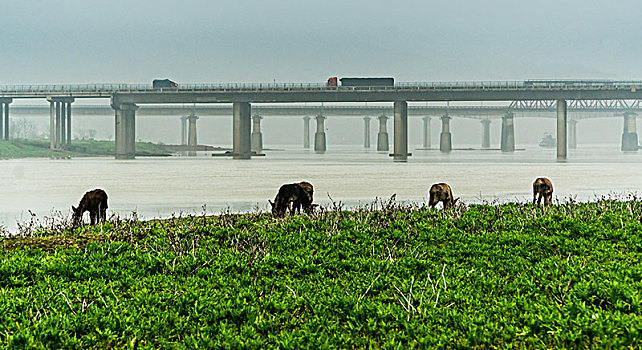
3;80;642;161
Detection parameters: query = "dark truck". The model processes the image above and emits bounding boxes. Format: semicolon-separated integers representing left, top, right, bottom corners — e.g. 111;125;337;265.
152;79;178;89
327;77;394;87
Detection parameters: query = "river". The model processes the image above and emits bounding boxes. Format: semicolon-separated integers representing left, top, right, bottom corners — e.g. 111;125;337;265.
1;143;641;232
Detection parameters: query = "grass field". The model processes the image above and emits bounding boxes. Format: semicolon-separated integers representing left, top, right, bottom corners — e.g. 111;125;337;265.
0;198;641;348
0;139;171;159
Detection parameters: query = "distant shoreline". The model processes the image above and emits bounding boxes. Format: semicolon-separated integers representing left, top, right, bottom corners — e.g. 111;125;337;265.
0;139;231;159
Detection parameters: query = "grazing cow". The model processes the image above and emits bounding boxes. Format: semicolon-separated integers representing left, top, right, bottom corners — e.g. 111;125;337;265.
291;181;315;214
533;177;554;206
72;189;108;226
269;183;313;217
428;183;459;209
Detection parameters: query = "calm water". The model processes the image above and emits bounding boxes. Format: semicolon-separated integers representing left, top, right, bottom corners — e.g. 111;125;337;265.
2;143;642;232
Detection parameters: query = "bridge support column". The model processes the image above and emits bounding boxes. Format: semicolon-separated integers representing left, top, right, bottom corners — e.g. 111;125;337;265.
46;97;74;150
114;103;138;159
440;115;452;153
303;116;311;149
314;115;326;153
393;101;409;162
49;101;55;149
187;114;199;156
377;115;389;151
233;102;252;159
557;100;567;160
568;120;578;150
0;98;11;140
0;103;3;140
363;116;371;148
621;112;639;152
481;119;491;149
55;102;62;149
60;102;66;147
422;116;431;148
252;115;263;153
66;102;72;147
501;113;515;152
180;116;188;145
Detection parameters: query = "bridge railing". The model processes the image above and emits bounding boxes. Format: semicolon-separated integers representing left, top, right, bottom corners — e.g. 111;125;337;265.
3;80;642;94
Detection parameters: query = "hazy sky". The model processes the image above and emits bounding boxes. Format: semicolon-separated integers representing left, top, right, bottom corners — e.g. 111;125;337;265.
2;1;638;146
2;0;642;84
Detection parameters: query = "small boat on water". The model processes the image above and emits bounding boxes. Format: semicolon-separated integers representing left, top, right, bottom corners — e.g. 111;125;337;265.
539;133;556;148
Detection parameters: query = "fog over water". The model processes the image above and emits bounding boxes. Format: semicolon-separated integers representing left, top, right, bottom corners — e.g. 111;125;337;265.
2;144;642;232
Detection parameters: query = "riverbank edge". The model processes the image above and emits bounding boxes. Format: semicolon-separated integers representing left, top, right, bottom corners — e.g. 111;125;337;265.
0;139;231;159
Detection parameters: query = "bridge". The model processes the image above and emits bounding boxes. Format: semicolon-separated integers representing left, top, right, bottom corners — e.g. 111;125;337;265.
2;80;642;161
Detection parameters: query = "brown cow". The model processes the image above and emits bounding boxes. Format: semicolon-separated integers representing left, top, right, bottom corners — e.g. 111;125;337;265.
428;183;459;209
291;181;315;214
72;189;108;226
269;183;313;217
533;177;553;206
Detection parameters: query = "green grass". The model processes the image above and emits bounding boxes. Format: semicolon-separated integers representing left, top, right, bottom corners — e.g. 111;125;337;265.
1;198;641;348
0;139;172;159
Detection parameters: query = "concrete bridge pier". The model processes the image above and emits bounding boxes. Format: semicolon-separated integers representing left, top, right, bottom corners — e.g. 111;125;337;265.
481;119;491;149
557;100;567;160
55;102;62;148
0;98;12;140
422;116;431;148
233;102;252;159
114;103;139;159
393;101;409;162
621;112;639;152
60;102;66;147
440;115;452;153
314;115;326;153
47;97;74;149
303;116;311;149
500;113;515;152
187;114;199;156
568;120;578;149
377;115;389;151
49;101;55;149
180;116;188;145
251;115;263;153
65;102;72;147
363;116;371;148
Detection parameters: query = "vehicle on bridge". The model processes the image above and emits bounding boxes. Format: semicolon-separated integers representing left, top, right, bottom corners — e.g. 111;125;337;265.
152;79;178;89
326;77;394;87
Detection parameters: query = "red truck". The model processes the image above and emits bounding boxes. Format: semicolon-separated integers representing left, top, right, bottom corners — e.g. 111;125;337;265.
327;77;394;87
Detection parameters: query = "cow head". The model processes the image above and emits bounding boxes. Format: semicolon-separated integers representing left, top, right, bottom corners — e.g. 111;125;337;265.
71;205;83;226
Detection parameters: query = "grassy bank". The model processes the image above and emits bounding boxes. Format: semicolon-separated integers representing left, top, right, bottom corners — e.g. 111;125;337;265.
0;139;172;159
1;199;641;348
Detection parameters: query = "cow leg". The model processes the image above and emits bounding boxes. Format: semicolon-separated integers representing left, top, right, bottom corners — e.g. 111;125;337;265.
89;212;96;225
